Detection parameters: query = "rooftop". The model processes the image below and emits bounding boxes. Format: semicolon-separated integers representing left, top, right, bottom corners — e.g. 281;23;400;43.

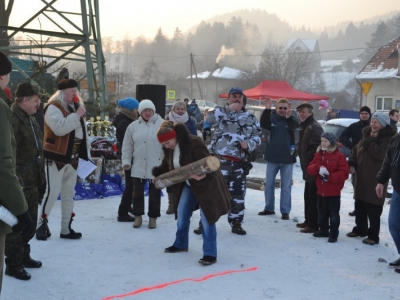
356;36;400;80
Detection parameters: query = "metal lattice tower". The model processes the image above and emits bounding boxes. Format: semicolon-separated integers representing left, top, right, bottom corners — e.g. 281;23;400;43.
0;0;107;110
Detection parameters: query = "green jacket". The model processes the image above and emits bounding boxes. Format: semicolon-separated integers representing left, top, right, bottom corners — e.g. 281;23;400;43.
11;103;44;189
0;89;28;235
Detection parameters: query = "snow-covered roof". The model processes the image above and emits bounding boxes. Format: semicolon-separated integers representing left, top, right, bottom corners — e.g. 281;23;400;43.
356;37;400;80
285;38;318;52
185;66;246;80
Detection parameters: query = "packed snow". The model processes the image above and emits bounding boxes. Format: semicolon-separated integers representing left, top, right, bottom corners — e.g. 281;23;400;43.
3;159;398;300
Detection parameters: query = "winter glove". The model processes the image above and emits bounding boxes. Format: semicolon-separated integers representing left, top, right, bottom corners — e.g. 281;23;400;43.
12;211;34;237
319;166;329;176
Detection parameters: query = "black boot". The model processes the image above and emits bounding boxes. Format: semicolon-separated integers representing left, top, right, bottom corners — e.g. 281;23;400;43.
36;215;51;241
23;257;42;268
5;267;31;280
60;213;82;239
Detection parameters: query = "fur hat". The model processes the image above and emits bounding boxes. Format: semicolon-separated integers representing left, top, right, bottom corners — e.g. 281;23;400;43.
371;112;390;127
359;106;371;116
138;99;156;114
118;97;139;111
296;102;313;111
15;81;39;98
0;51;12;76
57;78;78;90
321;132;337;146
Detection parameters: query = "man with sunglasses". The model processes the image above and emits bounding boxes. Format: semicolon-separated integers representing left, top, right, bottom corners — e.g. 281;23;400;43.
296;102;323;234
207;87;261;235
258;98;299;220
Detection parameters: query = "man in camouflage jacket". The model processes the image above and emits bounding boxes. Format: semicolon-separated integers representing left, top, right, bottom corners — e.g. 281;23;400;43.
5;82;44;281
207;87;261;235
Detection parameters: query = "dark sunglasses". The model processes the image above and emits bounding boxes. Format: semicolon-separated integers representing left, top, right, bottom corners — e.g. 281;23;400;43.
277;107;288;110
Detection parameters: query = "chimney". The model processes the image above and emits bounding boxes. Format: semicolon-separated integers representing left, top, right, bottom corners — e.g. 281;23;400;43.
215;62;219;70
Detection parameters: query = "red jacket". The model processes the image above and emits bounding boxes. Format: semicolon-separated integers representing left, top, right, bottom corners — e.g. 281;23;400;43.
307;145;349;197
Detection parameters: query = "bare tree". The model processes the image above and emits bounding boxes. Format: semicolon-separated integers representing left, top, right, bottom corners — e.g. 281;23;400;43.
253;43;316;89
0;0;14;52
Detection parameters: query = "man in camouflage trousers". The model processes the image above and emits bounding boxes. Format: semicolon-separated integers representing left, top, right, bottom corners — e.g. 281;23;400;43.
206;87;261;235
5;82;44;281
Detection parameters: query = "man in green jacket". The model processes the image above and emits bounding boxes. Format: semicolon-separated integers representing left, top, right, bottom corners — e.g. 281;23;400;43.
0;51;34;292
6;81;44;281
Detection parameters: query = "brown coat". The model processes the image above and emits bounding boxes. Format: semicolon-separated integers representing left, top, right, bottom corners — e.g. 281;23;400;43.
348;125;396;205
298;115;324;182
153;123;230;225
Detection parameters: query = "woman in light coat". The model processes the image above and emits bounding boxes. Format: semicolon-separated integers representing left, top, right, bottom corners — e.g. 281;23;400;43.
121;100;164;229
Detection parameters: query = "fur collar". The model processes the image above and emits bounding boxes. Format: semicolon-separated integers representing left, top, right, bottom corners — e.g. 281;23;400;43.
316;144;338;153
362;125;397;140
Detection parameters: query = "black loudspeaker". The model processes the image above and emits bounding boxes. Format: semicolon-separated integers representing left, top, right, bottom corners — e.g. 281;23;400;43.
136;84;166;118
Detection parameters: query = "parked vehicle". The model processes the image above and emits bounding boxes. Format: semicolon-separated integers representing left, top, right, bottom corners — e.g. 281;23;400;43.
321;118;358;157
195;100;217;113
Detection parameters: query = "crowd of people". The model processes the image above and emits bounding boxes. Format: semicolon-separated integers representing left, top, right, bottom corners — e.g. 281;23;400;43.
1;48;400;297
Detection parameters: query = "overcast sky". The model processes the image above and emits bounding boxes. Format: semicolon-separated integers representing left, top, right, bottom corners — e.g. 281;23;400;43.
8;0;400;40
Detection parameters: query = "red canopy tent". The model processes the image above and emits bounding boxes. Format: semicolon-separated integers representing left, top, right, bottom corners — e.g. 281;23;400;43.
218;80;329;101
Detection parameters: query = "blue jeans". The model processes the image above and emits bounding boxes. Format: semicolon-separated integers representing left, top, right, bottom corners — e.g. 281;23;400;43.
173;183;217;257
264;162;293;214
389;189;400;254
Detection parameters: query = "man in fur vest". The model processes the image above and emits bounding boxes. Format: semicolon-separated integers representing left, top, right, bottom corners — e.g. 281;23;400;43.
36;78;91;241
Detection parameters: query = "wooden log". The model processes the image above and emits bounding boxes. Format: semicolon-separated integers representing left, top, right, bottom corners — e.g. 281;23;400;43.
154;156;220;189
246;181;265;191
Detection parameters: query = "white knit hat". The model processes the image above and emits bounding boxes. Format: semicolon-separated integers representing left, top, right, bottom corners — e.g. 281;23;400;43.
138;99;156;114
371;112;390;127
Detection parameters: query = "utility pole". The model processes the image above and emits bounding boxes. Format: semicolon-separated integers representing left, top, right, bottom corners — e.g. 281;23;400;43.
190;53;203;99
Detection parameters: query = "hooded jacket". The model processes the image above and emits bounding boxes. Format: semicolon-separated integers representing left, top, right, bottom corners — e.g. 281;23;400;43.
307;145;349;197
121;113;164;179
152;123;230;225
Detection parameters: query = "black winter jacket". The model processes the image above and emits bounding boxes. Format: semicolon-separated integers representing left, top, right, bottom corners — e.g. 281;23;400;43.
377;133;400;194
339;119;370;150
112;112;137;156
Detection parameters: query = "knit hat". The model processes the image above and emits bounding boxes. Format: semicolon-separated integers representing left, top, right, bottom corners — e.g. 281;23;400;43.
15;81;39;98
138;99;156;114
359;106;371;116
57;78;78;90
321;132;337;146
118;97;139;111
371;112;390;127
0;51;12;76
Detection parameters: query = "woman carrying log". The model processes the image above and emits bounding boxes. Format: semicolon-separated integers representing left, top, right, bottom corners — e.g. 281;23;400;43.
153;120;230;265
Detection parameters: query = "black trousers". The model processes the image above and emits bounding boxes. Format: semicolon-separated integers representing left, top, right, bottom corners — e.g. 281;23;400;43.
304;181;318;230
118;169;133;216
352;200;383;243
317;195;341;239
132;177;161;218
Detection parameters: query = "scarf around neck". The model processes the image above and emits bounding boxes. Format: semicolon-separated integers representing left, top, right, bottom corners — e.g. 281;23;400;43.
169;111;189;124
120;108;137;121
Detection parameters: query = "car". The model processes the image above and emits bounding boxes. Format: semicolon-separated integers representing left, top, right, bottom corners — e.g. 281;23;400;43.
195;100;217;113
321;118;358;157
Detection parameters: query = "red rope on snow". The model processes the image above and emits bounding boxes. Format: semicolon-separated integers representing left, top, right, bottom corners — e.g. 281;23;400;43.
102;267;258;300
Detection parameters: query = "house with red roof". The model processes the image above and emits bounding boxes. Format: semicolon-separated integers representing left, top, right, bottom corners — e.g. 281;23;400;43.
356;37;400;113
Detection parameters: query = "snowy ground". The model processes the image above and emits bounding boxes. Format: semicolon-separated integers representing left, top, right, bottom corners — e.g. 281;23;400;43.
3;160;398;300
